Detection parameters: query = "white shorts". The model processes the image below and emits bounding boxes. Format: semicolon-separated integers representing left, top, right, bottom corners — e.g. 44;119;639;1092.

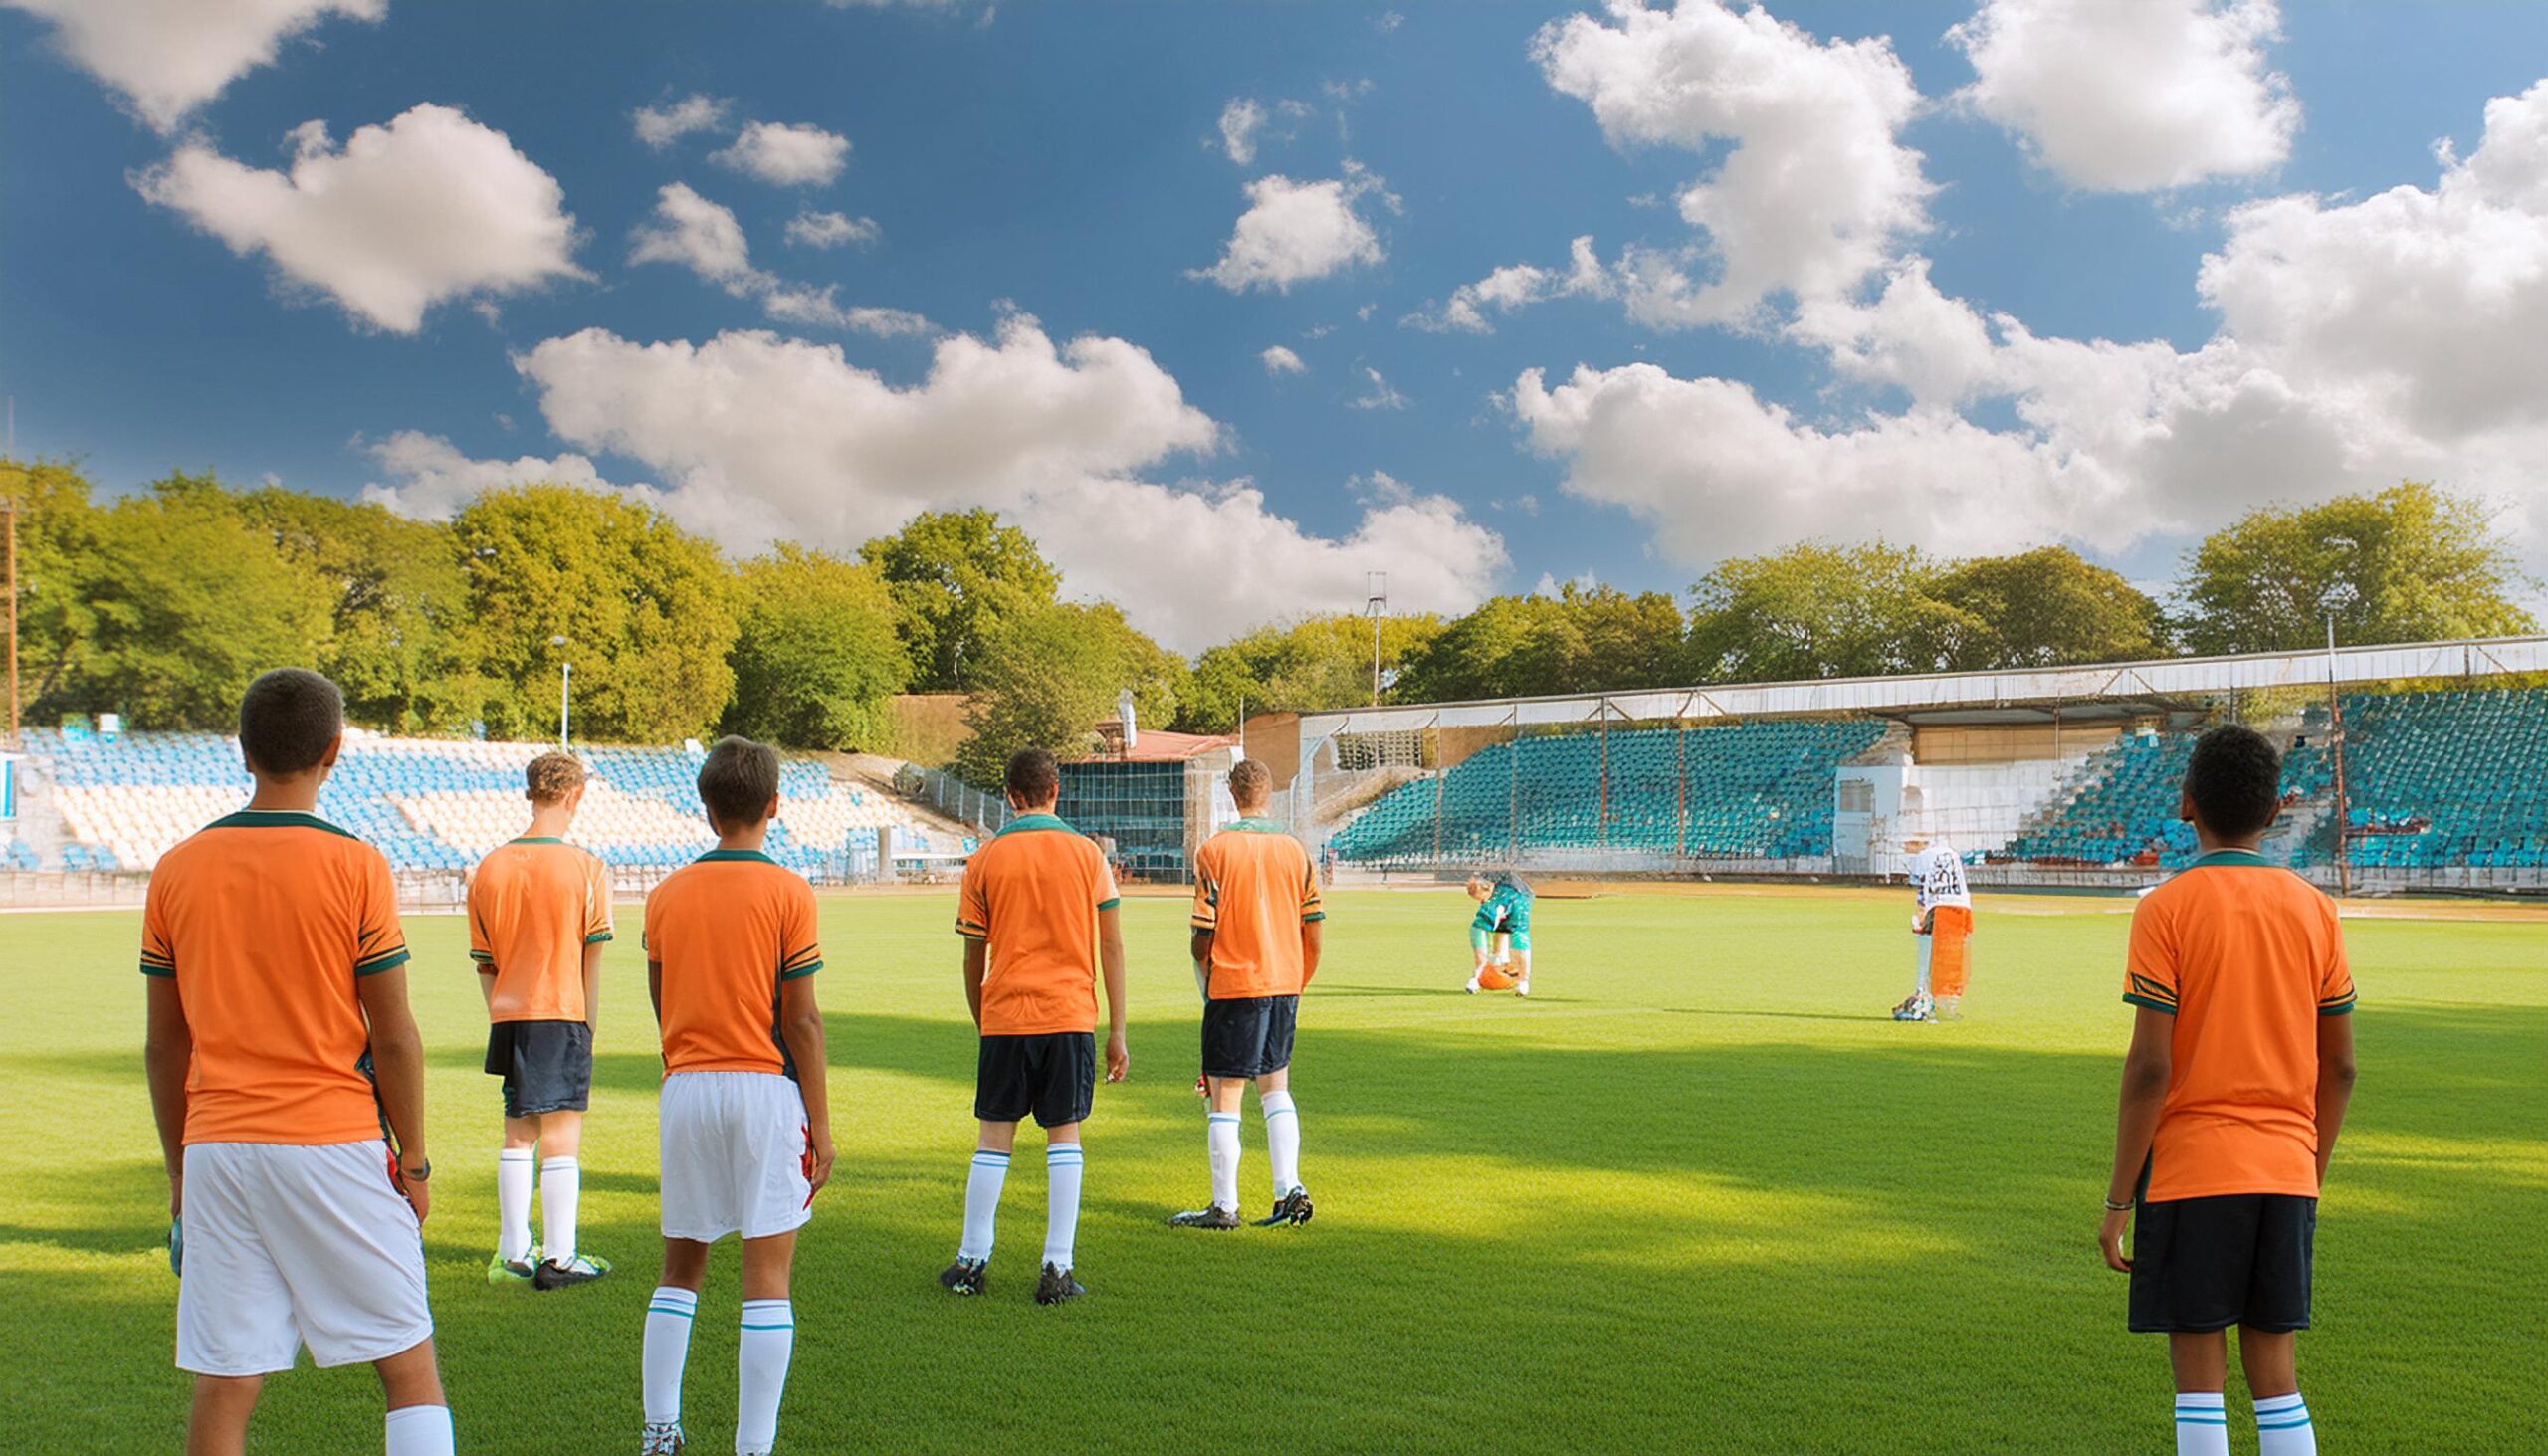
176;1141;433;1376
660;1071;815;1243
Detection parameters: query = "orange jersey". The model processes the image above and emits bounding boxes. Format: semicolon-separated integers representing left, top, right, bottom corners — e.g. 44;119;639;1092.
1190;820;1323;999
469;838;613;1023
644;850;822;1077
2123;851;2357;1201
139;809;409;1146
955;814;1119;1035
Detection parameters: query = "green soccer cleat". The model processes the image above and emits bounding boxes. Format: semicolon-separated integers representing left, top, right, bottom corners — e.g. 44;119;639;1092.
1250;1187;1315;1227
1035;1262;1087;1306
532;1252;610;1290
939;1257;987;1297
487;1252;537;1286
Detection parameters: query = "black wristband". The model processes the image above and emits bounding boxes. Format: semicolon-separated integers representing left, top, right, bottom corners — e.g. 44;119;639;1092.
401;1159;432;1182
2103;1197;2132;1213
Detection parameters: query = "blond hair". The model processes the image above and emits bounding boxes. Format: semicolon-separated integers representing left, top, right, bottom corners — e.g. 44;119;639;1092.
525;751;588;805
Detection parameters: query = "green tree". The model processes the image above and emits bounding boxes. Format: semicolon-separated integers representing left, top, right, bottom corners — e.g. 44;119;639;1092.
860;509;1061;690
1930;547;2168;670
1685;542;1981;683
2;459;106;718
2176;483;2538;655
235;487;478;733
1176;612;1446;731
724;544;910;749
954;602;1185;786
452;486;741;742
46;475;336;728
1394;585;1685;703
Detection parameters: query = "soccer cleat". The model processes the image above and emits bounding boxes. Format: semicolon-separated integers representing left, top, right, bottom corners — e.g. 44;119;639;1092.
1514;979;1531;997
1464;975;1481;995
939;1257;987;1297
1168;1204;1241;1230
532;1252;610;1290
1251;1187;1314;1227
487;1251;538;1286
640;1421;685;1455
1035;1262;1087;1305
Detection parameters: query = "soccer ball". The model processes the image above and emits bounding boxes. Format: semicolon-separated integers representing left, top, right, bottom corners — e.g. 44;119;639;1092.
1475;966;1519;992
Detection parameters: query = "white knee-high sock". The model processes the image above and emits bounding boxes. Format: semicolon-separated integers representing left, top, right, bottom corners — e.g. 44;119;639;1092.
1206;1112;1241;1212
959;1149;1008;1262
1261;1091;1301;1196
1043;1142;1084;1269
642;1286;698;1428
2175;1393;2230;1456
497;1148;535;1261
540;1155;579;1263
736;1299;794;1456
2254;1393;2315;1456
384;1404;454;1456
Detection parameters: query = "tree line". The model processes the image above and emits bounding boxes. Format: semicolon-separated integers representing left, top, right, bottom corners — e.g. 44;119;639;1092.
4;461;2534;784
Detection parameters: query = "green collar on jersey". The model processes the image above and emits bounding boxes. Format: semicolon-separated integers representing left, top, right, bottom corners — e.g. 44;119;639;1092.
2187;848;2272;869
511;836;566;845
208;808;354;838
1226;817;1288;834
696;847;777;864
997;813;1075;836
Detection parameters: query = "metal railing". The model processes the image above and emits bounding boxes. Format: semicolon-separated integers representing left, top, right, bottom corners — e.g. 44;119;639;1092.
894;764;1013;835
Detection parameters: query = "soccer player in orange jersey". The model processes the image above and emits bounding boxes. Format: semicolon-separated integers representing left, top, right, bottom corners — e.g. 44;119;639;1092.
1170;759;1325;1230
141;669;453;1456
470;750;615;1289
941;747;1130;1305
639;737;831;1456
2099;727;2358;1456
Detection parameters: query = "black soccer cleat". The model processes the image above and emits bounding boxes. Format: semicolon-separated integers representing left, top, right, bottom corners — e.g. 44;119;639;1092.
1168;1204;1241;1230
531;1252;610;1290
1250;1187;1314;1227
939;1258;987;1297
1035;1262;1086;1305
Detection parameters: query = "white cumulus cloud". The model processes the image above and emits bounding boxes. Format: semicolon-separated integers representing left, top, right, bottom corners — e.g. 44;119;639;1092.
1405;237;1610;333
1349;366;1407;411
502;316;1499;647
1194;167;1391;294
784;210;880;249
133;103;585;333
1260;344;1307;376
633;93;731;150
1950;0;2299;192
359;429;636;520
1531;0;1930;327
1219;98;1266;165
629;183;928;336
2;0;384;132
713;120;851;187
1513;79;2548;577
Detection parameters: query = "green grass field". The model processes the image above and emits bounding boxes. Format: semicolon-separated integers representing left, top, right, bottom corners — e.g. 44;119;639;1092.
2;887;2541;1453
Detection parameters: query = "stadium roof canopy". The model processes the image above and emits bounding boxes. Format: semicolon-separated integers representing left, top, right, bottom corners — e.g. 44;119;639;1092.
1298;635;2548;739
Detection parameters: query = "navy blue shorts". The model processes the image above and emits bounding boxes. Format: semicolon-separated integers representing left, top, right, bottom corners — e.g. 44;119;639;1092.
2129;1193;2316;1333
1201;994;1298;1080
975;1032;1096;1129
485;1020;592;1119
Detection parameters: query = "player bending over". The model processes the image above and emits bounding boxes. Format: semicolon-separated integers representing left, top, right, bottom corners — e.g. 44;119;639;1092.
1463;870;1534;996
639;737;831;1456
142;669;454;1455
2099;726;2357;1456
1170;759;1324;1230
1892;841;1975;1022
470;750;614;1289
942;748;1131;1305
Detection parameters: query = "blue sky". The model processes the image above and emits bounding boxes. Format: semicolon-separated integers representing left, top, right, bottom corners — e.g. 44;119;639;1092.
6;0;2547;649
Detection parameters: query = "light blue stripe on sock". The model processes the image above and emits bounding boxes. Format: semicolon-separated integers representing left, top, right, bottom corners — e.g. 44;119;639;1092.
2176;1415;2229;1425
1207;1113;1240;1124
2258;1417;2313;1430
741;1323;793;1331
1264;1106;1296;1119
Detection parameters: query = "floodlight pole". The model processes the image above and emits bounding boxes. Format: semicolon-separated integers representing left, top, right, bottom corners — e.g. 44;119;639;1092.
550;634;571;749
2326;614;2351;899
3;496;18;751
1365;570;1387;707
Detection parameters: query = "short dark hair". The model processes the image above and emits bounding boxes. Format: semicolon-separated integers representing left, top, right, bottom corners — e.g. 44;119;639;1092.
1006;747;1060;804
237;669;343;776
2183;724;2282;839
698;735;780;831
1228;758;1272;805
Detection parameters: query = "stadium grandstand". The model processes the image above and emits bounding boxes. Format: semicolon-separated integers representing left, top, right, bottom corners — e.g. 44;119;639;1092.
1294;636;2548;895
0;728;967;903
